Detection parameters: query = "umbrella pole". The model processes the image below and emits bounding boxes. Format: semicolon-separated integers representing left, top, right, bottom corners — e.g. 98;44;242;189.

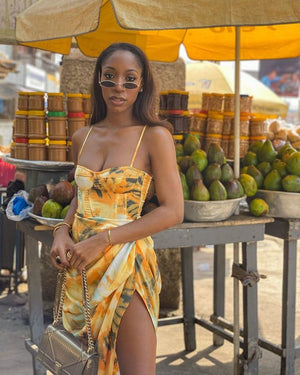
233;26;241;375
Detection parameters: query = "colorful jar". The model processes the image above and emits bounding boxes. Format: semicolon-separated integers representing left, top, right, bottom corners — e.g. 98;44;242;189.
28;139;46;161
67;140;73;162
250;115;267;137
82;94;92;114
47;112;67;140
167;110;184;133
15;110;28;138
159;91;168;110
28;92;45;111
227;135;249;159
48;140;67;161
240;95;252;113
182;111;191;133
201;93;211;111
209;93;224;112
66;93;83;113
47;92;64;112
240;113;250;136
222;112;234;135
85;114;91;127
14;138;28;160
207;111;224;134
28;110;46;139
221;135;230;158
223;94;235;113
204;133;222;153
181;91;189;111
167;90;182;110
18;92;29;111
10;142;15;158
173;134;184;145
67;112;85;139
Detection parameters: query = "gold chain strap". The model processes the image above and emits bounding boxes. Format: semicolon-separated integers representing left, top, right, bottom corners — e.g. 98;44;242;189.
53;269;95;354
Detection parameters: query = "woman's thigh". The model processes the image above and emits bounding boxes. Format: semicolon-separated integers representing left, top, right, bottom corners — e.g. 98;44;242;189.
116;291;157;375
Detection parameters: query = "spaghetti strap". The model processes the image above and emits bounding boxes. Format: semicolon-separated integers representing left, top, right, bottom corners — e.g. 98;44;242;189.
77;127;93;164
130;126;147;167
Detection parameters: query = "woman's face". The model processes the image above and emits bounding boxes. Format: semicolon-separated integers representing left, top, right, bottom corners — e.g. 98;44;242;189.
99;50;143;115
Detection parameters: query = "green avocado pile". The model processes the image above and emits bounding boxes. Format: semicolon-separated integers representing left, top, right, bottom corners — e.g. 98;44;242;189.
177;134;246;202
241;139;300;193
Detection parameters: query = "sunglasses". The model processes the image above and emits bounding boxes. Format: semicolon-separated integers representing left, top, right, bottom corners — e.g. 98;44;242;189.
99;80;141;90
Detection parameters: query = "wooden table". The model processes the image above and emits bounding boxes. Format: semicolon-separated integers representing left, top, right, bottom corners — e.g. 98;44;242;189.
17;214;273;375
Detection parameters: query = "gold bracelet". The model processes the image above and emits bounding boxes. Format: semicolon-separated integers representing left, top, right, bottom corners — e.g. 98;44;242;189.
53;222;72;236
107;229;112;245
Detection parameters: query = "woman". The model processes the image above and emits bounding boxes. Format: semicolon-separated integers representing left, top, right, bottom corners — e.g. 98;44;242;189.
50;42;183;375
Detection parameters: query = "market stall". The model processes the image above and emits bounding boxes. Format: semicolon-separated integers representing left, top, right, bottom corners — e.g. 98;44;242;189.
13;1;300;374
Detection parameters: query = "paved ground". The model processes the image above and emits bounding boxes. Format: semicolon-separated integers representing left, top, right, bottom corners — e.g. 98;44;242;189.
0;234;300;374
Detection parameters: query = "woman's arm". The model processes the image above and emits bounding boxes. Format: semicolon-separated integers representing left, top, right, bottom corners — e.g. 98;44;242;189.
69;126;184;271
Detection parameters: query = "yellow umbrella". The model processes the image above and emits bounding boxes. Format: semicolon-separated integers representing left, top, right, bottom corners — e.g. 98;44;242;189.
186;61;288;117
16;0;300;61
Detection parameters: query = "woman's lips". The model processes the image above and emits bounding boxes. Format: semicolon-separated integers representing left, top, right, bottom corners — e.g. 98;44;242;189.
110;96;126;105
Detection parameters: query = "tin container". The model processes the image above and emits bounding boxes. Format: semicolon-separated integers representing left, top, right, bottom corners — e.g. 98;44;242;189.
167;90;182;110
66;93;83;113
18;92;29;110
48;140;67;161
82;94;92;114
201;93;211;111
28;110;46;139
184;195;246;222
15;110;28;138
14;138;28;160
209;93;224;112
28;139;46;161
48;116;67;140
67;113;86;139
28;92;45;111
254;190;300;219
47;92;64;112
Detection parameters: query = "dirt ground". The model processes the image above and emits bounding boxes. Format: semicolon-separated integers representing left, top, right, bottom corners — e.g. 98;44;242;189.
0;234;300;374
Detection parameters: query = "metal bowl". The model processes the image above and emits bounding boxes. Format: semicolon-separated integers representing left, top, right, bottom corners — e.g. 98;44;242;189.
28;211;63;227
184;196;246;222
255;189;300;219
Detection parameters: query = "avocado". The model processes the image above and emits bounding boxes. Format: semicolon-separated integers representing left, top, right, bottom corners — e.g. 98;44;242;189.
183;134;201;155
207;142;225;165
190;149;208;172
242;151;258;167
257;161;272;177
224;179;244;199
281;175;300;192
257;139;277;163
263;169;282;191
185;165;202;188
203;163;222;187
239;174;257;197
286;152;300;177
220;163;234;183
247;165;264;189
180;172;190;200
191;179;210;201
209;180;227;201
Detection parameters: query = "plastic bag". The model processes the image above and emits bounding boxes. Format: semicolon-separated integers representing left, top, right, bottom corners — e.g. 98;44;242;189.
6;190;33;221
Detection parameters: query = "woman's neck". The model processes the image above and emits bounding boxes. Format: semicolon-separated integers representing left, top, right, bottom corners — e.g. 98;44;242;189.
102;113;139;128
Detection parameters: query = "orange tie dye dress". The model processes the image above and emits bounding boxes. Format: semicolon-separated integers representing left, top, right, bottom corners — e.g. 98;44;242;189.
62;125;161;374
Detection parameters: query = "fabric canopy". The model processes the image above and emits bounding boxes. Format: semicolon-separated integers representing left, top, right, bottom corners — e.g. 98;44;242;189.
16;0;300;61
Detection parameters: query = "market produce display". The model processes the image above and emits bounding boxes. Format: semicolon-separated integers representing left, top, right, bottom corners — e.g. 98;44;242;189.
177;134;246;202
28;179;75;220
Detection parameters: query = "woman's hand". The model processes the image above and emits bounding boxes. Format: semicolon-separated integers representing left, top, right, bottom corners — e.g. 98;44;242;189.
66;231;110;272
50;227;75;270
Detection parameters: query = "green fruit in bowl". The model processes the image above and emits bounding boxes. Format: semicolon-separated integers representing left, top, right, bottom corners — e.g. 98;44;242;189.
61;204;70;219
41;199;63;219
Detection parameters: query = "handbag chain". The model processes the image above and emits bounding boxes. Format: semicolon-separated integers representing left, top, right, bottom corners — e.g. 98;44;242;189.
53;269;96;354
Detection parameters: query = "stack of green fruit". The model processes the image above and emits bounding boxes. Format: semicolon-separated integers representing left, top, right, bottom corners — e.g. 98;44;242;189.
241;139;300;193
177;134;247;201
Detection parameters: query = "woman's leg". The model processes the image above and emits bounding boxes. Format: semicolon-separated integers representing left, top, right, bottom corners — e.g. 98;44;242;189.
116;291;157;375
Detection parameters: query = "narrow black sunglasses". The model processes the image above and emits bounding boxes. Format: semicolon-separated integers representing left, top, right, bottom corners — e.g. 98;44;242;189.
99;80;140;89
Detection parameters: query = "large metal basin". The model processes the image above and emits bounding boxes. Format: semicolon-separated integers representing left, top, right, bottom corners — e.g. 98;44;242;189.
184;195;246;222
255;189;300;219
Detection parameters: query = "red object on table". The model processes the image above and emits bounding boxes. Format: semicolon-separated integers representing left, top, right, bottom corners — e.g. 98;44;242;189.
0;158;16;187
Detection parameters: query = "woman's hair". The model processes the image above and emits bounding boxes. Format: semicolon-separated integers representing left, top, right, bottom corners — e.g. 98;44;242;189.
90;42;172;132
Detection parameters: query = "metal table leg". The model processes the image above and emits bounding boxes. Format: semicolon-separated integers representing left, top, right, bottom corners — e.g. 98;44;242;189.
241;241;259;374
281;238;297;375
213;244;226;346
181;246;196;351
25;235;46;375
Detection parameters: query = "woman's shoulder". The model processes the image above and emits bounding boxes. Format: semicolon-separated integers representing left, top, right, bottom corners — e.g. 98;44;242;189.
145;124;172;140
72;126;93;145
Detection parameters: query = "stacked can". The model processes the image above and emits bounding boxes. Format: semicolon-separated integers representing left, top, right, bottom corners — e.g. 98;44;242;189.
66;93;85;162
13;92;30;159
205;111;224;152
159;90;190;145
82;94;92;126
47;92;67;162
249;114;268;145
